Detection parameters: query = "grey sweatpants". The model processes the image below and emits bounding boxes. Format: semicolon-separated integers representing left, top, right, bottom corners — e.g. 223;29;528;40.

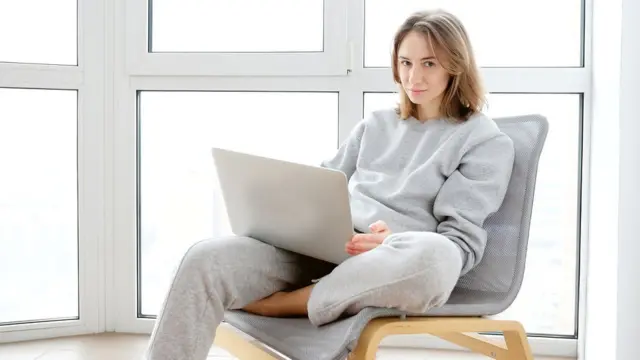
144;231;464;360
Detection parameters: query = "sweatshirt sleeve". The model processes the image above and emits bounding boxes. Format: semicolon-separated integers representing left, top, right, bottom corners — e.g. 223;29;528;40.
433;132;515;275
320;119;367;180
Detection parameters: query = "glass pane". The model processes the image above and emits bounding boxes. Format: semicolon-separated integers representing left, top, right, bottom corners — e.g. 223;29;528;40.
0;0;77;65
0;88;78;324
364;92;580;336
139;91;338;316
364;0;582;67
151;0;324;52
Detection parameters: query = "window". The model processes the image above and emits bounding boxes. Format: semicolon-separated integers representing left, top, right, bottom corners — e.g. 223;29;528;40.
364;0;583;67
0;0;104;341
0;0;77;65
137;91;339;316
126;0;347;76
150;0;324;52
365;92;581;336
0;89;78;325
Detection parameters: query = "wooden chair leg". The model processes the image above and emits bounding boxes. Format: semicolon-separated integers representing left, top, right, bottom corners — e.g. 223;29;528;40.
348;317;534;360
435;329;533;360
347;319;385;360
503;325;534;360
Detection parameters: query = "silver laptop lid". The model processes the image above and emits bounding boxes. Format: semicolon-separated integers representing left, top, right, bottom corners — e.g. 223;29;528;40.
212;147;354;264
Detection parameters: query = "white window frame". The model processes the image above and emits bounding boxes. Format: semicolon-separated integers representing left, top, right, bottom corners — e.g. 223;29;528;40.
124;0;349;76
0;0;107;342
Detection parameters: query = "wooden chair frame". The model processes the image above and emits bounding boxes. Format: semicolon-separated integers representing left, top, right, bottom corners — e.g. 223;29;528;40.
214;317;533;360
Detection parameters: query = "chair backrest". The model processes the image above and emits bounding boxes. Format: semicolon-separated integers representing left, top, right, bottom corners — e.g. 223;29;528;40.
455;114;549;305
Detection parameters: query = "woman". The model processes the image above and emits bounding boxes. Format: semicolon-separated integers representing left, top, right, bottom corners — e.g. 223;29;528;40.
145;9;515;360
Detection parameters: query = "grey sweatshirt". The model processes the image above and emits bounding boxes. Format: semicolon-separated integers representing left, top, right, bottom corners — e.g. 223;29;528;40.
322;108;515;275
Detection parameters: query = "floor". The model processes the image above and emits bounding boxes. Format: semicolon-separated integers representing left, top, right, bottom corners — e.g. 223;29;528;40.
0;333;574;360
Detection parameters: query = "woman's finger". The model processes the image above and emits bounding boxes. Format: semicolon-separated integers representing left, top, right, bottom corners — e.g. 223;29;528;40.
348;240;379;252
351;233;383;243
369;220;384;232
345;245;359;256
369;220;391;235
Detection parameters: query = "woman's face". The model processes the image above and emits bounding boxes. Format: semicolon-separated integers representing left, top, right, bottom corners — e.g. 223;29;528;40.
396;31;451;113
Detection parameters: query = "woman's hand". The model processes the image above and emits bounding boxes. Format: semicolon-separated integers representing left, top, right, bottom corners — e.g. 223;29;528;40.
345;220;392;256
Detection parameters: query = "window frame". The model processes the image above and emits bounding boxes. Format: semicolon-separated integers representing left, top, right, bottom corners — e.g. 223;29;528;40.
0;0;106;342
361;0;588;69
124;0;349;76
134;89;342;318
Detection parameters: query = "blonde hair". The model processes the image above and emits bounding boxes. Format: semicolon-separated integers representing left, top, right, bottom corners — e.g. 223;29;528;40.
391;9;486;121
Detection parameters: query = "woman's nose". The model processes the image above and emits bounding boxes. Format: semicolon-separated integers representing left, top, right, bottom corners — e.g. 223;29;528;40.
408;66;423;84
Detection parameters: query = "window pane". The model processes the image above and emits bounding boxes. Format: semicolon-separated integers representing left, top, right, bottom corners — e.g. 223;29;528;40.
364;0;582;67
0;88;78;324
150;0;324;52
0;1;77;65
138;91;338;316
364;92;580;336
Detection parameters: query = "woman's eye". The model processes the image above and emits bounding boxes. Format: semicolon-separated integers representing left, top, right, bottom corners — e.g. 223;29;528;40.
424;61;435;67
400;60;410;66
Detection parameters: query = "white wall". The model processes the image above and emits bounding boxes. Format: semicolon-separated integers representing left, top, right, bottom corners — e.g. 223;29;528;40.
585;0;640;358
615;0;640;357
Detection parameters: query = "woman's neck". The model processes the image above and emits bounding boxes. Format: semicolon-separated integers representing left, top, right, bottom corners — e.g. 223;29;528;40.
415;94;445;121
417;104;441;122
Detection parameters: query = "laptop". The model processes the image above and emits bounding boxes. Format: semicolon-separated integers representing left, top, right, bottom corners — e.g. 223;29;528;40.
211;147;355;264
